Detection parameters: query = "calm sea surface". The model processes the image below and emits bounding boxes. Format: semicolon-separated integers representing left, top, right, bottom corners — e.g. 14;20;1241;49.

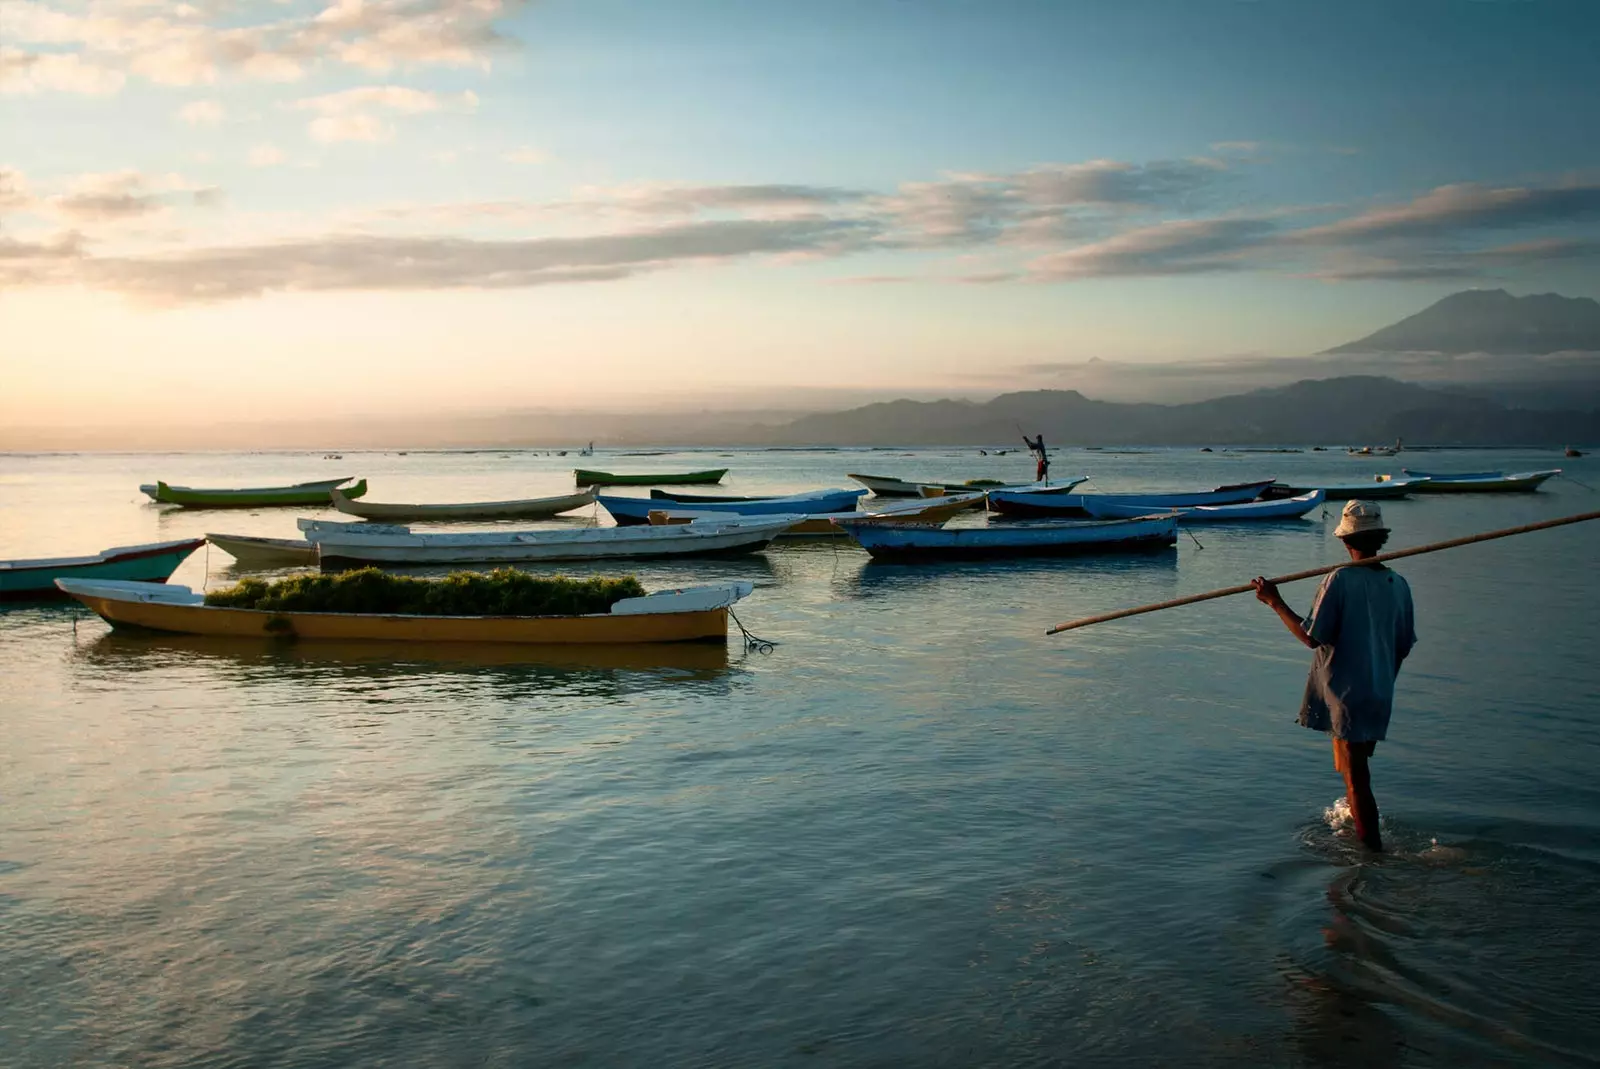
3;446;1598;1067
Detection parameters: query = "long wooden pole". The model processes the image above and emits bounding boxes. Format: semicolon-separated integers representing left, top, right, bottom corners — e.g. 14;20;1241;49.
1045;508;1600;636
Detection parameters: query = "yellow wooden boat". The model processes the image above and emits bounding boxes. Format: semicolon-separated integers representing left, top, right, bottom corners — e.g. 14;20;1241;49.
56;578;753;645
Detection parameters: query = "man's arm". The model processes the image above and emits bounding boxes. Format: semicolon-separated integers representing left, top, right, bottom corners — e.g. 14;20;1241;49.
1253;578;1318;649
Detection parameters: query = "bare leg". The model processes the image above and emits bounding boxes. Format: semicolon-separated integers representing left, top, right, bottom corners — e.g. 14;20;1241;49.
1340;750;1383;852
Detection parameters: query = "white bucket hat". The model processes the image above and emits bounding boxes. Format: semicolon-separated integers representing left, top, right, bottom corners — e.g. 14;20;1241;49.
1334;499;1388;538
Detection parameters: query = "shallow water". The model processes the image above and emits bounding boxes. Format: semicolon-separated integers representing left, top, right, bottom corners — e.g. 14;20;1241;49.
3;446;1598;1067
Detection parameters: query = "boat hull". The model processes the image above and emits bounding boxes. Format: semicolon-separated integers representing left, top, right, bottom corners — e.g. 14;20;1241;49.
574;468;728;486
838;517;1178;561
0;539;205;599
601;489;866;525
1084;490;1325;522
1398;469;1561;493
65;593;731;644
147;478;368;508
1263;479;1424;500
849;473;1087;497
330;489;595;520
206;534;320;567
309;519;789;567
987;480;1274;518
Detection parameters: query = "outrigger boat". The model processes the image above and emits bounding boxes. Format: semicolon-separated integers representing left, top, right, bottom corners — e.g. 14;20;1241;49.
986;479;1275;519
599;488;867;526
1083;490;1326;522
1;538;205;599
574;468;728;487
302;516;792;568
1261;476;1429;500
141;477;367;508
57;578;753;645
849;473;1088;497
647;491;987;537
330;488;594;521
834;515;1179;560
1393;469;1561;493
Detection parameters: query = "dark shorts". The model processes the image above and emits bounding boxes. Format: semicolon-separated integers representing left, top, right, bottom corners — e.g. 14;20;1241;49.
1332;738;1378;774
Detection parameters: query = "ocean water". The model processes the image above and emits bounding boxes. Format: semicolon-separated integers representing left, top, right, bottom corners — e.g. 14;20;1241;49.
2;446;1598;1068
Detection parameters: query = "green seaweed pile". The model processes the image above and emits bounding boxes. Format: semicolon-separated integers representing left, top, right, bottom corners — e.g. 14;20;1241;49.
204;567;648;617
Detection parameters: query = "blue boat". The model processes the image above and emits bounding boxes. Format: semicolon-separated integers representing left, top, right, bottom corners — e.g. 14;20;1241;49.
834;516;1178;560
986;479;1276;518
0;538;205;600
1082;489;1326;522
600;487;867;526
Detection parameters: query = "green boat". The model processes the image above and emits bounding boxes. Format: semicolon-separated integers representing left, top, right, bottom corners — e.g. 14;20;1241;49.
574;468;728;487
141;477;369;508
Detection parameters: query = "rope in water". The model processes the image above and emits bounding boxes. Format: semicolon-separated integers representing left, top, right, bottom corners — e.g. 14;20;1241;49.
1046;508;1600;636
729;607;776;654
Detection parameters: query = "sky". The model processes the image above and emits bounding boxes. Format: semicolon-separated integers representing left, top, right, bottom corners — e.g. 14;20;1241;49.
4;0;1600;436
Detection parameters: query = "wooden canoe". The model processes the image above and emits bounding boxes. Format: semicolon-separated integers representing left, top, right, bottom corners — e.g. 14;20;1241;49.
300;516;792;567
986;479;1275;518
574;468;728;486
57;578;753;645
206;533;320;567
0;538;205;599
1262;477;1429;500
849;473;1088;497
330;488;595;520
141;477;368;508
599;488;867;526
647;491;987;537
1395;469;1562;492
834;516;1179;560
1083;490;1326;522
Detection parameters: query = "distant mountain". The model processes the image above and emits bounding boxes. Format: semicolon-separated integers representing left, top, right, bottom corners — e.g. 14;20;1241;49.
750;375;1598;446
1325;289;1600;355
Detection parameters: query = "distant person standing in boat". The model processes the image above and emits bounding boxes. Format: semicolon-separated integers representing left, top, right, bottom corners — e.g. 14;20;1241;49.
1023;433;1049;482
1251;501;1417;852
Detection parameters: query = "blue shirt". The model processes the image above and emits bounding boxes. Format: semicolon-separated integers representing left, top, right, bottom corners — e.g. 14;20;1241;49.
1299;565;1418;741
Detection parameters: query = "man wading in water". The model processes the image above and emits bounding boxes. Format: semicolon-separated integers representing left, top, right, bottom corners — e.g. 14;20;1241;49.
1252;501;1417;851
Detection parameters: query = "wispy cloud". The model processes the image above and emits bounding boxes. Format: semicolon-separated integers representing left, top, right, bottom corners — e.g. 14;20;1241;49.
248;144;287;168
177;99;225;127
41;170;219;224
504;146;549;165
293;85;478;142
1291;182;1600;245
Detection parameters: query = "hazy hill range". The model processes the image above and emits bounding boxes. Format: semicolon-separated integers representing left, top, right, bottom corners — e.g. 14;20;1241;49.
749;376;1598;446
1325;289;1600;355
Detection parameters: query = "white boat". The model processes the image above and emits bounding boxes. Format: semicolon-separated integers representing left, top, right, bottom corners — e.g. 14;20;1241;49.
301;516;793;567
1083;489;1326;522
648;491;987;537
599;487;867;525
987;479;1276;518
206;533;321;567
1395;469;1562;493
835;515;1179;560
330;488;595;521
849;473;1088;497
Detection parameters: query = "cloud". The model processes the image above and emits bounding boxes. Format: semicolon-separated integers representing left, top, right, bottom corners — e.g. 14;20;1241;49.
1;0;524;95
504;146;548;165
0;46;125;95
1030;217;1278;278
248;144;287;167
35;170;225;224
1012;158;1226;208
39;217;878;303
177;99;225;126
1292;182;1600;245
293;84;478;142
1210;141;1262;156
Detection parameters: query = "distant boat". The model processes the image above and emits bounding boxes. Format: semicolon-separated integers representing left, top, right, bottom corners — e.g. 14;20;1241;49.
1394;469;1561;493
141;477;367;508
986;479;1275;518
599;488;867;526
849;473;1087;497
1;538;206;600
330;488;595;521
647;491;987;537
1262;477;1429;500
206;533;320;567
1566;446;1583;458
574;468;727;486
57;578;753;646
302;516;791;568
1083;489;1325;522
835;516;1178;561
